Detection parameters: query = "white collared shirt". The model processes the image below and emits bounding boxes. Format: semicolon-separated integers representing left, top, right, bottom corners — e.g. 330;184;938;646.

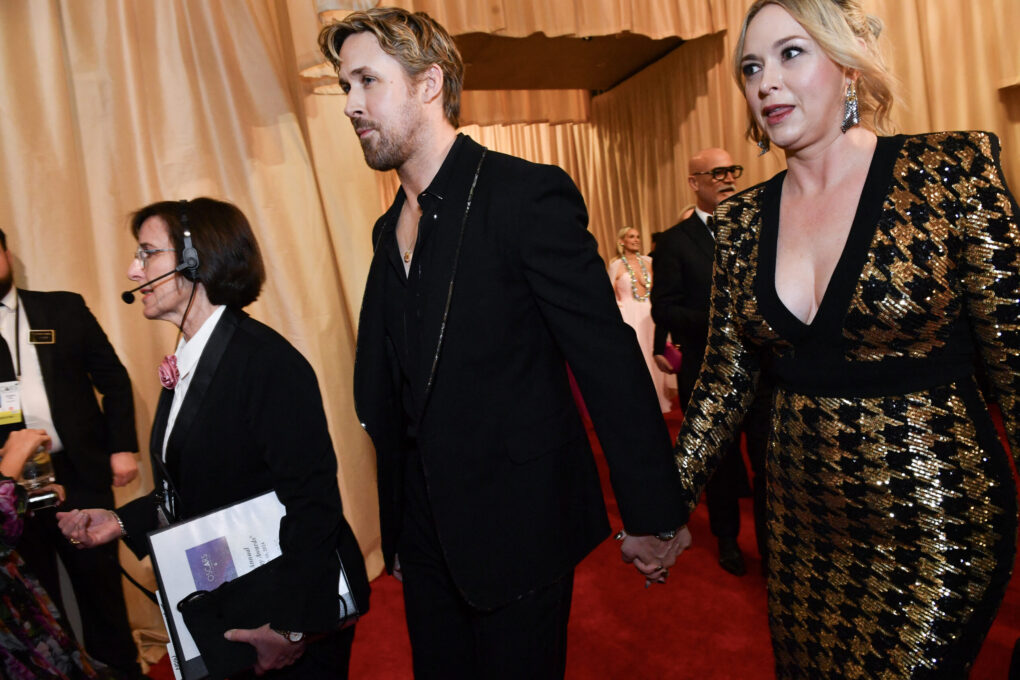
694;207;714;240
0;289;64;453
162;305;226;459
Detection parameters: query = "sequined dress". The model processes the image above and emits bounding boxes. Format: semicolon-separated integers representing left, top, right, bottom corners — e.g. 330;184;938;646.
675;132;1020;678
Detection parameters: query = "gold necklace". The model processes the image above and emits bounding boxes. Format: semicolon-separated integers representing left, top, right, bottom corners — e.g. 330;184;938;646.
403;246;412;263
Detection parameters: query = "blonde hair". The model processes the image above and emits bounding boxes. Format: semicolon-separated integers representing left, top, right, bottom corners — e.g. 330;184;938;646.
616;226;638;257
319;7;464;128
733;0;895;146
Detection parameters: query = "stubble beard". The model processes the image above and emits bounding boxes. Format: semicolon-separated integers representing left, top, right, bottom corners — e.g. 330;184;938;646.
358;96;424;172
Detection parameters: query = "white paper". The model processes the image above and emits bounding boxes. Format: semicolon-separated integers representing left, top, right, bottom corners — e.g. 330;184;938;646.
149;491;287;662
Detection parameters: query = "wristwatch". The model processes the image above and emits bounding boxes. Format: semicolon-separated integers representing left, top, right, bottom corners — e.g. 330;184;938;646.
273;629;304;643
654;529;678;541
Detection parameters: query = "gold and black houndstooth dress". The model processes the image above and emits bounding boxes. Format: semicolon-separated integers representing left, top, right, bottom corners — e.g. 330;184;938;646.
675;131;1020;678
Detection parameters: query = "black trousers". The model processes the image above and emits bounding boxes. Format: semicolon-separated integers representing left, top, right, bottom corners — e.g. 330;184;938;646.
17;452;143;678
399;450;574;680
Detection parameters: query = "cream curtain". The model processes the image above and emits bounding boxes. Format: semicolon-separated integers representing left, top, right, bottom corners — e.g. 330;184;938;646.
0;0;384;666
374;0;1020;261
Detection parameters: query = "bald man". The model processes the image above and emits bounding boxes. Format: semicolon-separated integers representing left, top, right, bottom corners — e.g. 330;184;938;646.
650;148;771;577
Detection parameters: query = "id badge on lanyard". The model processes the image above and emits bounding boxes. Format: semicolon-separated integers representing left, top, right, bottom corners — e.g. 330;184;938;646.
0;380;23;426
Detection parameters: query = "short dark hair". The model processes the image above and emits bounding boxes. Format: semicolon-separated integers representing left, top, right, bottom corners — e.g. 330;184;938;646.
130;197;265;308
319;7;464;128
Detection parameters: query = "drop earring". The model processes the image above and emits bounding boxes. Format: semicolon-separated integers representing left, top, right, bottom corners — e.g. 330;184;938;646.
757;137;770;155
841;80;860;133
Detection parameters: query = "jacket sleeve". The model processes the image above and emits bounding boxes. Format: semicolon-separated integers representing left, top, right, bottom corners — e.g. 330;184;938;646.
248;343;345;632
74;295;138;454
672;205;761;519
649;231;710;349
514;164;687;532
959;131;1020;458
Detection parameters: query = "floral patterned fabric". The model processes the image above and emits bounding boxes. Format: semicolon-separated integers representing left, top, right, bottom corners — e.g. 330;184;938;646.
0;476;117;679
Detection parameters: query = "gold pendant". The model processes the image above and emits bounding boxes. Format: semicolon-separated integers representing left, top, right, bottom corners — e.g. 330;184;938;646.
403;250;411;263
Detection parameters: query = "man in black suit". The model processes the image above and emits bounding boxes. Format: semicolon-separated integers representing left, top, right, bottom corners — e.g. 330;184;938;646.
320;8;689;678
0;229;144;677
650;148;770;577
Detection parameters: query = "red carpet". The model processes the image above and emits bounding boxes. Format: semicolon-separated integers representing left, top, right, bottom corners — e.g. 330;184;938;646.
149;408;1020;679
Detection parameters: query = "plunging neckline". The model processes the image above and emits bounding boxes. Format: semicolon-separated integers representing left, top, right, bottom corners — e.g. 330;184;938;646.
756;135;905;343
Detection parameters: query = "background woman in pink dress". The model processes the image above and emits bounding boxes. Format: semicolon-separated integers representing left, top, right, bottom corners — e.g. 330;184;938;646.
608;227;673;412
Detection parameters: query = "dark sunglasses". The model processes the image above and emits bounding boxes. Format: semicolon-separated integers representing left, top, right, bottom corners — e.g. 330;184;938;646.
692;165;743;181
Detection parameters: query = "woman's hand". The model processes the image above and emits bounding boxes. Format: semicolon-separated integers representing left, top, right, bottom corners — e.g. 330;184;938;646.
36;483;66;505
56;508;123;548
0;429;51;479
224;624;306;675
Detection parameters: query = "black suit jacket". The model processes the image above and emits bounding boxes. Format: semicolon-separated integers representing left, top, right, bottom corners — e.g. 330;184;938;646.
650;214;715;406
12;289;137;494
354;135;686;610
118;308;368;632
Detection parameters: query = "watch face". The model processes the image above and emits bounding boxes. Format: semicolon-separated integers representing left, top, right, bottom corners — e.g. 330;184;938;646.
287;631;304;643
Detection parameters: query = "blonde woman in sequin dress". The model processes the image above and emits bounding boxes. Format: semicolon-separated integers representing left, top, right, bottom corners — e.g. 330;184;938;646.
608;227;673;412
671;0;1020;677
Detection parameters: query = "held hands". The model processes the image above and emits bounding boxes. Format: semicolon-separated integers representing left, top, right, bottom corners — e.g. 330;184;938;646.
618;526;692;586
56;508;123;548
109;452;139;487
224;624;306;676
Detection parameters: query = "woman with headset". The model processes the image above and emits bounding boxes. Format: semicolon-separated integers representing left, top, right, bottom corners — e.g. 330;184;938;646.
58;198;367;679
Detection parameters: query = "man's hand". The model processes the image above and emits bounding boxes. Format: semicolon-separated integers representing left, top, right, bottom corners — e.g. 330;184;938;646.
653;355;676;374
56;508;123;548
109;452;139;487
224;624;306;676
619;527;692;583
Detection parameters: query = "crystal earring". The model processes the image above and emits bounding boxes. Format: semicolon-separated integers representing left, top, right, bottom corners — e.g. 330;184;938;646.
841;80;860;133
757;137;770;155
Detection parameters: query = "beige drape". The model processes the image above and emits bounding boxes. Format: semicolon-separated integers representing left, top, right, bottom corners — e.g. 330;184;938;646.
1;0;1018;668
0;0;386;666
377;0;1020;262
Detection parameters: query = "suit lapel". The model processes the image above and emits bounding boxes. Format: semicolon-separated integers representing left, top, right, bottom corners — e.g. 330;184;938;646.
691;216;715;261
149;388;173;461
417;141;487;418
17;291;57;397
163;308;239;468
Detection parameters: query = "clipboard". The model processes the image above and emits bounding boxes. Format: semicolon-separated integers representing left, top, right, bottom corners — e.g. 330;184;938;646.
147;490;359;680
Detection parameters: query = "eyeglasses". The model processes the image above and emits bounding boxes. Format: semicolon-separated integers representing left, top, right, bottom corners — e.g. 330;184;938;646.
692;165;743;181
134;247;176;269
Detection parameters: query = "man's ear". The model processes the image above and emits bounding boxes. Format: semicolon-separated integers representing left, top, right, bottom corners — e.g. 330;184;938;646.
419;63;444;106
687;175;698;193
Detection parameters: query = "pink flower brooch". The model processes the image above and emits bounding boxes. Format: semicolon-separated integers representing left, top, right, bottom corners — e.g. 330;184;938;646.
158;354;180;389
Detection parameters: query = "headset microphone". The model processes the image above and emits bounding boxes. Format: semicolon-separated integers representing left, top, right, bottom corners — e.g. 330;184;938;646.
120;262;192;304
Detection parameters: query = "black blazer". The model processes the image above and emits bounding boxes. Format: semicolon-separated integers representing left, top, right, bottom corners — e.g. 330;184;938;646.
354;135;686;610
650;214;715;405
13;289;137;493
118;308;368;632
